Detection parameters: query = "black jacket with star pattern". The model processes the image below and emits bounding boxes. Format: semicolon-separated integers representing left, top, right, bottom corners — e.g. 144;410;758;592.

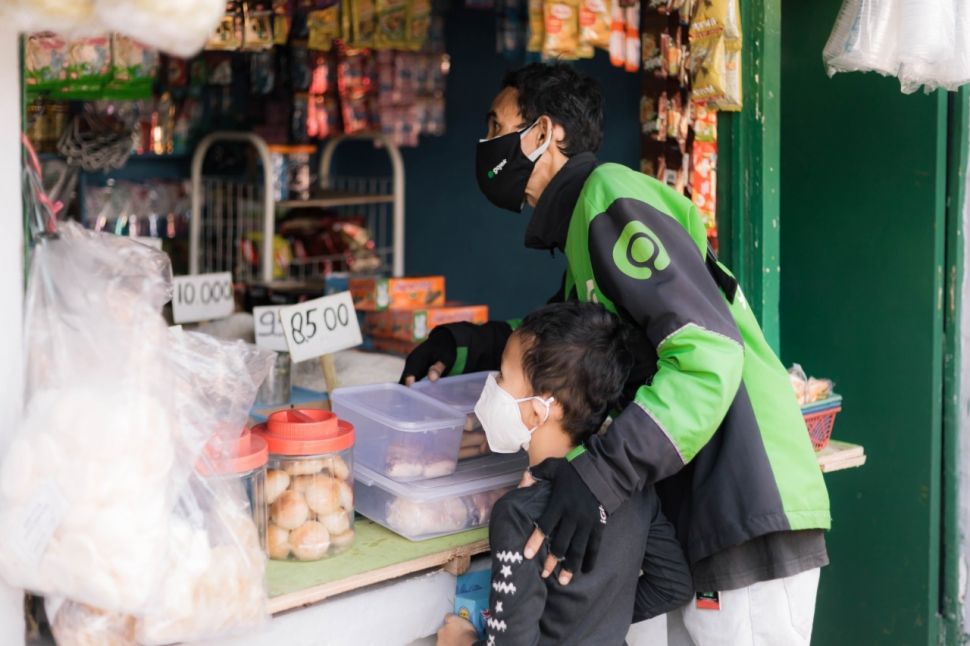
475;459;691;646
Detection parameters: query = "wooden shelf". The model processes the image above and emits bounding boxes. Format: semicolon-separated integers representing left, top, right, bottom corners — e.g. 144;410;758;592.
276;194;394;209
818;439;866;473
267;519;489;614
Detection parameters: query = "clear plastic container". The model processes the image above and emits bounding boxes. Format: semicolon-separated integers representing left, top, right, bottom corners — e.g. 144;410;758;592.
254;409;356;561
354;453;528;541
198;428;269;551
331;383;466;481
412;371;491;432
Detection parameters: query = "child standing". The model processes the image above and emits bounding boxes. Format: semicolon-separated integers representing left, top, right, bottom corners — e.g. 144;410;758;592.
438;302;692;646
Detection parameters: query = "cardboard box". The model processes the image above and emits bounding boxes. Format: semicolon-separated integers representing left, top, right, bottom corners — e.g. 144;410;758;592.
349;276;445;311
455;569;490;639
365;304;489;342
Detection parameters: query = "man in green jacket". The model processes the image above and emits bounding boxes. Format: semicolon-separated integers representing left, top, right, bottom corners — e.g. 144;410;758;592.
401;63;830;644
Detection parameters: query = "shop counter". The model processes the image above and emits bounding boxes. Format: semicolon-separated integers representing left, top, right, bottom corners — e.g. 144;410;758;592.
817;440;866;473
209;441;865;645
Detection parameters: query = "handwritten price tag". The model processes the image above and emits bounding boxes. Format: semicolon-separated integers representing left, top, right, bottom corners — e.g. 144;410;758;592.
253;306;289;352
172;272;234;324
279;291;362;362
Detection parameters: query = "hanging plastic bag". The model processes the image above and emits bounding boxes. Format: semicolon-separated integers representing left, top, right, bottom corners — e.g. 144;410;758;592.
0;222;176;613
822;0;900;78
94;0;227;58
0;222;274;644
898;0;967;93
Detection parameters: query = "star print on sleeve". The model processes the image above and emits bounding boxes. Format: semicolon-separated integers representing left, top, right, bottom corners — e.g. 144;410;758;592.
495;601;504;613
500;565;513;578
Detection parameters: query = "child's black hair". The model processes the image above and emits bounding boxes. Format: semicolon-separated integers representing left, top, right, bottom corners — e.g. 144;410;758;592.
515;301;634;445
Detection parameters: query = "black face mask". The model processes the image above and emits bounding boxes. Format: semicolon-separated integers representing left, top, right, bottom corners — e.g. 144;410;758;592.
475;120;551;213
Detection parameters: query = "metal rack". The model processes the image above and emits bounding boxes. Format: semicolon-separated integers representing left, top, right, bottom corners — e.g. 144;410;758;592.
189;131;405;283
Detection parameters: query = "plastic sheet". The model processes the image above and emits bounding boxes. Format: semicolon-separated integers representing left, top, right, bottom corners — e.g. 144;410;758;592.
1;0;224;57
823;0;970;93
0;222;275;644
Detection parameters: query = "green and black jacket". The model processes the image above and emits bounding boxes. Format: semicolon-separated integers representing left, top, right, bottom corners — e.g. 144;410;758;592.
449;153;831;566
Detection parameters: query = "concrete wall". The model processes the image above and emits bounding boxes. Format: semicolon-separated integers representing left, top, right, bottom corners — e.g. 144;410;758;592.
0;24;26;646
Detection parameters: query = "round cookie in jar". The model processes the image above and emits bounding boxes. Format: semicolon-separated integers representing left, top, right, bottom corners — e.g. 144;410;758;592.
254;409;355;561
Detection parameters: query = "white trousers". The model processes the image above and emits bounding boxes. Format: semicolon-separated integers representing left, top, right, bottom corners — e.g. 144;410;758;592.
666;568;821;646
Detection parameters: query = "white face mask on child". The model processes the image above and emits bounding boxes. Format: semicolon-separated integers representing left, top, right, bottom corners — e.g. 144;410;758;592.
474;372;555;453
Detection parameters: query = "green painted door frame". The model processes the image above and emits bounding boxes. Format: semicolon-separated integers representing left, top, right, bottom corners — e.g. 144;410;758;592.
717;0;782;353
942;86;969;645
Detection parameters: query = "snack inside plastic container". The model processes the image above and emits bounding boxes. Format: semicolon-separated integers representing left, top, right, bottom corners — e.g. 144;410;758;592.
412;371;490;431
254;410;356;561
331;383;466;481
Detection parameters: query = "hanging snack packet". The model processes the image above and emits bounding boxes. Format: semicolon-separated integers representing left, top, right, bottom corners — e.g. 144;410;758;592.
624;3;639;72
609;4;625;67
691;138;717;232
110;35;159;99
407;0;433;51
25;33;69;92
579;0;612;50
273;0;292;44
544;0;582;59
308;2;341;50
642;29;661;75
689;0;740;45
351;0;378;47
243;1;276;50
691;34;740;110
208;2;245;50
527;0;545;52
376;0;409;50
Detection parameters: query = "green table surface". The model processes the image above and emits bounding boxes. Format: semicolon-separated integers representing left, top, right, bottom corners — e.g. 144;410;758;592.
267;518;489;598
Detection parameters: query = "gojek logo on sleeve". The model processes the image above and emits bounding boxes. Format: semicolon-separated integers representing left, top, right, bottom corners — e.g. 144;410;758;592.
612;220;670;280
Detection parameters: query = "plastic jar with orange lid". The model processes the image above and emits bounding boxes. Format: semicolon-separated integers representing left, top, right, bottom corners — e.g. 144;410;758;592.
198;428;270;550
254;409;356;561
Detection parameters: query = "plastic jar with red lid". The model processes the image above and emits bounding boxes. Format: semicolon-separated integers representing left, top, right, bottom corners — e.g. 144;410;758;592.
253;409;356;561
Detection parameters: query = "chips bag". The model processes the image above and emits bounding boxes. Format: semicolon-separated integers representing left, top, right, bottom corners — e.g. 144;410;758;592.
376;0;409;49
579;0;611;49
544;0;581;59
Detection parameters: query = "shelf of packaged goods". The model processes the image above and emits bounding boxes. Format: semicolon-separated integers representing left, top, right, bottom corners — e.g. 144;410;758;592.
276;193;395;209
817;440;866;473
267;518;489;614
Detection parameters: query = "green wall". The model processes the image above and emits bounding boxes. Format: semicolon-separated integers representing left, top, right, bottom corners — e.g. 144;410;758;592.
780;2;948;644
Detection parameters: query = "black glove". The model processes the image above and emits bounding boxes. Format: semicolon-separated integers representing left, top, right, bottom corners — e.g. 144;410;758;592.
535;452;606;574
399;327;457;384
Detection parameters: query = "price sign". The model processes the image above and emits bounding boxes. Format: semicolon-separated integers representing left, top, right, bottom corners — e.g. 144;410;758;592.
279;291;362;362
171;272;234;324
253;306;289;352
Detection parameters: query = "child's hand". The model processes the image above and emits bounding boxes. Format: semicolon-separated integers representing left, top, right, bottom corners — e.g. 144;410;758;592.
436;613;478;646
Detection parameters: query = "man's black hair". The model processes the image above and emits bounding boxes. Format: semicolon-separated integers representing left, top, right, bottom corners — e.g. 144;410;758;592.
502;62;604;157
515;301;633;445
